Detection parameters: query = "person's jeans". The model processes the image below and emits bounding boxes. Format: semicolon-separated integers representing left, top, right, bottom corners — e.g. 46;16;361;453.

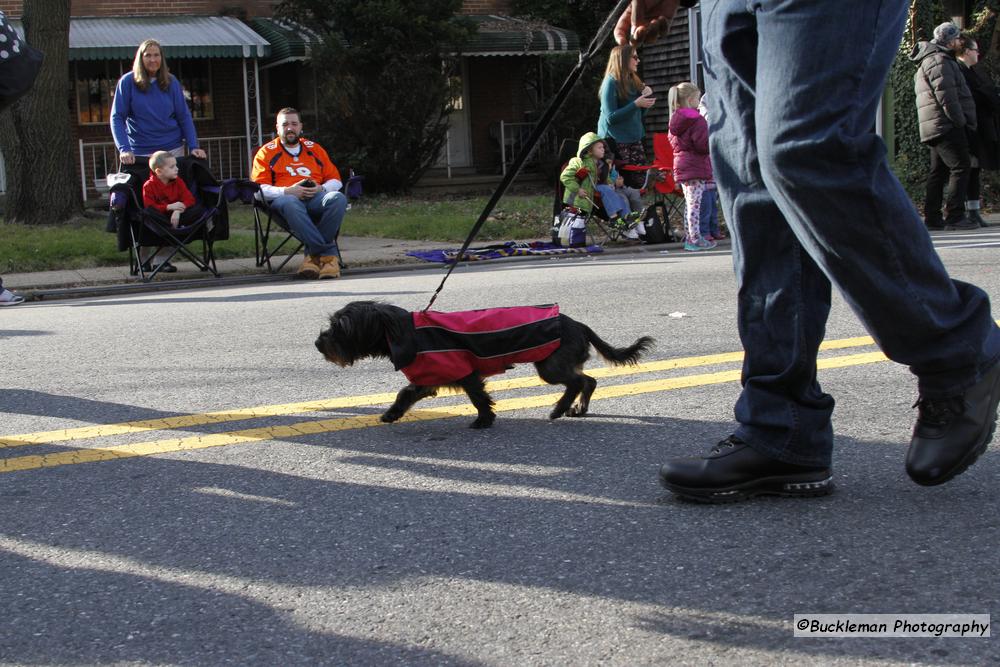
594;184;630;217
703;0;1000;466
270;191;347;257
698;186;720;238
924;127;971;226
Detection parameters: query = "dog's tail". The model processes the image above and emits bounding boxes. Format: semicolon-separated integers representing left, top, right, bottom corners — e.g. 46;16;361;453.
584;327;654;366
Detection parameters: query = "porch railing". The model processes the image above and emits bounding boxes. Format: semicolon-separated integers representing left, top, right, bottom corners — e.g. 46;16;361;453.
498;120;556;176
78;135;251;202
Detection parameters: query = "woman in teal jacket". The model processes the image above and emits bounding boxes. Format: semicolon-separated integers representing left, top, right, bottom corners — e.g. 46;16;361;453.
597;44;656;188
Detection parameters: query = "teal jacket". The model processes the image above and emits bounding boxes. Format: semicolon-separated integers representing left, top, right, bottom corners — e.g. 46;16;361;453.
597;75;646;144
560;132;608;213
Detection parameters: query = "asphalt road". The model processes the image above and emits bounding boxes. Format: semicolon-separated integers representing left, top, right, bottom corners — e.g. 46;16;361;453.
2;230;999;665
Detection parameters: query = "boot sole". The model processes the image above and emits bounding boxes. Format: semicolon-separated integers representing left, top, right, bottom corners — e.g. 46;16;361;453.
661;474;834;504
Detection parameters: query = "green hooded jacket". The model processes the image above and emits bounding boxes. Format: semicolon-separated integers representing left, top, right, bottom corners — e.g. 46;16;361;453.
560;132;607;212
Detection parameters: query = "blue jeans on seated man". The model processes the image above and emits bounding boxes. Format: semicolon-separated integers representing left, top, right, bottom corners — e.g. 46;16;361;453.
703;0;1000;467
270;190;347;257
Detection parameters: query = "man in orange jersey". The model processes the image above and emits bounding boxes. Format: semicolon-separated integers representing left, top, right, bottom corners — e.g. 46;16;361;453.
251;107;347;279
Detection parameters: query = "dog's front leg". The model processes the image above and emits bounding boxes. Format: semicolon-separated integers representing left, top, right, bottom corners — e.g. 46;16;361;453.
457;373;496;428
381;384;438;423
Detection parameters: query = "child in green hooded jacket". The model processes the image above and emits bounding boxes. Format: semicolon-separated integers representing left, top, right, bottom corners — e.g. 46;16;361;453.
560;132;639;229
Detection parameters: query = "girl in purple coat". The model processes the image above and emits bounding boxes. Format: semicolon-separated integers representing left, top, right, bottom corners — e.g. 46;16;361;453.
668;82;717;251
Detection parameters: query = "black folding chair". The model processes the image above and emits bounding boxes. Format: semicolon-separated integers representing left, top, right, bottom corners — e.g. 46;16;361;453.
252;172;364;274
107;161;234;282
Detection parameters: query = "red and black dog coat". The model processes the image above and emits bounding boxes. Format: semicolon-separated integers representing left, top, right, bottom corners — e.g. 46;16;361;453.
387;305;562;385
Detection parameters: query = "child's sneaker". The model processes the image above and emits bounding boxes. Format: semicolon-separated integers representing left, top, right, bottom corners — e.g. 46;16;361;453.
625;211;642;228
0;288;25;306
683;237;717;251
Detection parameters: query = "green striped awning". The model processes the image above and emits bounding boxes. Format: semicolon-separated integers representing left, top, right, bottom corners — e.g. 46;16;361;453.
461;15;579;56
249;17;335;68
30;16;272;60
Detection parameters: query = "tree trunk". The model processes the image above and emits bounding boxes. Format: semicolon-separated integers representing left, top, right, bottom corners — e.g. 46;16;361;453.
0;0;81;225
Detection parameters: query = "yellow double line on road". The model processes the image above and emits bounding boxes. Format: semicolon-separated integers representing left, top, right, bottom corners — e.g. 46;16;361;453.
0;336;886;474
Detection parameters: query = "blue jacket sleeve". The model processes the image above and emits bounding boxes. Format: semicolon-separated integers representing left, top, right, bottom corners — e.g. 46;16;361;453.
110;75;132;154
171;77;199;150
601;76;638;126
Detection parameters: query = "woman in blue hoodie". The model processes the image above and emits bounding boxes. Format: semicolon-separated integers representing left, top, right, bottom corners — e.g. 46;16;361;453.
111;39;206;168
110;39;206;272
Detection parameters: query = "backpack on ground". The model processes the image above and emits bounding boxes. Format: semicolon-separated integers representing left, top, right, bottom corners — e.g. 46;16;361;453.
637;204;669;244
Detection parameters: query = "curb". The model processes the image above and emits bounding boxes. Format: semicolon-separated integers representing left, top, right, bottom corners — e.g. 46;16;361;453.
17;240;698;303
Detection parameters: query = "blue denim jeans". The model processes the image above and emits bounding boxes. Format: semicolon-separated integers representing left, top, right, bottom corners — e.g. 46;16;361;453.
698;186;720;238
270;190;347;257
595;184;630;217
703;0;1000;466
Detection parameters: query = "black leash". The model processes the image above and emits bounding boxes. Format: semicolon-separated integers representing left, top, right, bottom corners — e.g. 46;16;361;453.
423;0;633;312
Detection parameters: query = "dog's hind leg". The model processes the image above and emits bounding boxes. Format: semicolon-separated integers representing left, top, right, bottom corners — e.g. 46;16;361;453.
457;373;496;428
566;374;598;417
381;384;438;423
536;357;587;420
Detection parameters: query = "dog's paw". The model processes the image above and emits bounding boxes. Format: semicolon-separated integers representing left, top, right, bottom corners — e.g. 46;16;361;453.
549;409;565;420
469;415;495;429
566;404;588;417
380;411;401;423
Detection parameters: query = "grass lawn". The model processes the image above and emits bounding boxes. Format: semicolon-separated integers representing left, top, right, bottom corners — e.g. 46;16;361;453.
0;193;554;274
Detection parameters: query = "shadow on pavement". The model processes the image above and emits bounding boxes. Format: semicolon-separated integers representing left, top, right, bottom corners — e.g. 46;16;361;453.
0;412;996;664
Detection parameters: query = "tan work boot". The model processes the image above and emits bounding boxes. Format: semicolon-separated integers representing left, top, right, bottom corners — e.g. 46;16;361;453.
318;255;341;279
297;255;321;279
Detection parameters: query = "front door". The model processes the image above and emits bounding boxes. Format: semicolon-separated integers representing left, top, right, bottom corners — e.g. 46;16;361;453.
437;59;472;169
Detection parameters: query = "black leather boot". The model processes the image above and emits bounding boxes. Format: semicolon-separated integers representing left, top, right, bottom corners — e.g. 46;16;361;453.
907;362;1000;486
659;436;833;503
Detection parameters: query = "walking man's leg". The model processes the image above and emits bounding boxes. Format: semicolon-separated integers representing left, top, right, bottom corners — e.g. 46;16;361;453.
659;0;1000;502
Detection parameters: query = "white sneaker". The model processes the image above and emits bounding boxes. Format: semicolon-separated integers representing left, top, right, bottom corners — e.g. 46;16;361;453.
0;288;25;306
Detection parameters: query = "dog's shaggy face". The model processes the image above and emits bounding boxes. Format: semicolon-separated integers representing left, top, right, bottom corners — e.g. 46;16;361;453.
315;301;399;367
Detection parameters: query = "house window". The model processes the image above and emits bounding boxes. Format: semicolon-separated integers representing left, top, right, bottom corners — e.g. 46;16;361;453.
75;60;125;125
174;59;214;121
75;58;214;125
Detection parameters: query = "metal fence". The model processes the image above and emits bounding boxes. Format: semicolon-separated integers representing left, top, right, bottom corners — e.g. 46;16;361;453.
78;135;252;202
497;121;557;176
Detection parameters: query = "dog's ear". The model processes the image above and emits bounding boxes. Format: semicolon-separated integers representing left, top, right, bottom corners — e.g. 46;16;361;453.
333;314;352;339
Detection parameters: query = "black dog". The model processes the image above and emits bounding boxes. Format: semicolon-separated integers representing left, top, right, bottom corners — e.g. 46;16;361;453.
315;301;654;428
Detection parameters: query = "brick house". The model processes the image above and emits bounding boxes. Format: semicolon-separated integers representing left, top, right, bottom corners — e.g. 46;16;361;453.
0;0;581;198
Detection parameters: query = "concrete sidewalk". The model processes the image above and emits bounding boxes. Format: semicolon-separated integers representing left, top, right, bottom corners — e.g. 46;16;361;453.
4;234;691;302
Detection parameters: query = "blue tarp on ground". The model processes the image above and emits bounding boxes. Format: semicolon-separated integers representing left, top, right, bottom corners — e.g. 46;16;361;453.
407;241;603;264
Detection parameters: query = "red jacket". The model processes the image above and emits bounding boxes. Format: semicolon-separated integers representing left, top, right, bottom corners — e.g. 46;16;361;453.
142;174;196;215
668;107;713;183
387;305;563;386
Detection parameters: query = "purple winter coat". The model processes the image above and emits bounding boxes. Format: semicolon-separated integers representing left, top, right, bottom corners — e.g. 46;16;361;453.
668;107;712;182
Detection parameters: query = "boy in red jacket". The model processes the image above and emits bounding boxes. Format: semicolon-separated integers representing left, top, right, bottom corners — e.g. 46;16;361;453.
142;151;202;228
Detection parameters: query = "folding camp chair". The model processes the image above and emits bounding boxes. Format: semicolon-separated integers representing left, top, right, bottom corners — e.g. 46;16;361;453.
617;133;686;241
107;159;233;282
253;171;364;274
